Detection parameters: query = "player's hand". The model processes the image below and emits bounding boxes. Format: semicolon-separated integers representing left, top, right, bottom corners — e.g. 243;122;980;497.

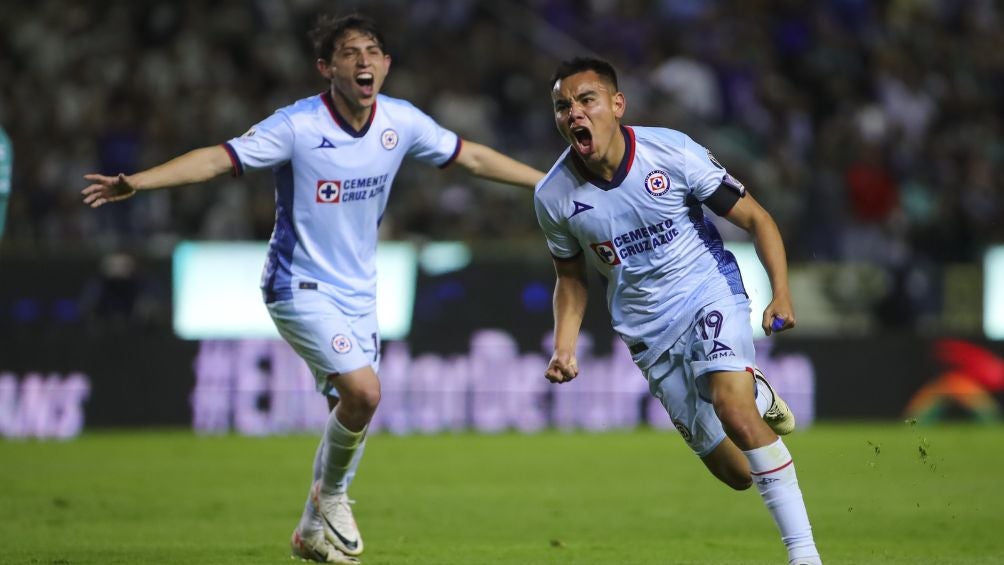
81;173;137;207
762;297;796;336
545;350;579;384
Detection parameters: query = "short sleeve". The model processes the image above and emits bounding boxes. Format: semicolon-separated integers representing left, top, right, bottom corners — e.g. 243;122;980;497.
224;111;295;175
683;136;733;201
405;107;462;168
534;194;582;260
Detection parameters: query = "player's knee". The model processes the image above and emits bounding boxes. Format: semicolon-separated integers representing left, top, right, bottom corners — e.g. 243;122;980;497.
712;401;745;428
356;387;381;414
343;384;381;415
714;403;758;445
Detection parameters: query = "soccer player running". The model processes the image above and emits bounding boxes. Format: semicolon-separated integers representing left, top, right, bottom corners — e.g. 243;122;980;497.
534;58;821;565
82;14;544;565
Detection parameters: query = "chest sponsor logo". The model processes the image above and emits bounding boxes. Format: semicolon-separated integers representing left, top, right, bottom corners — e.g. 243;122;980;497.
590;218;681;264
316;180;342;203
644;169;670;197
381;128;399;150
589;241;621;265
315;174;390;204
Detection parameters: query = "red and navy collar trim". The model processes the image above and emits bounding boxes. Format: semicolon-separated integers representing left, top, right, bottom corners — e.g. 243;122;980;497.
321;90;377;138
567;126;635;191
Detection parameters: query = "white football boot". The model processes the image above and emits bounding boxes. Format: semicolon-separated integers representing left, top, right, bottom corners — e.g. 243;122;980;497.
290;528;361;564
311;481;364;556
754;367;796;436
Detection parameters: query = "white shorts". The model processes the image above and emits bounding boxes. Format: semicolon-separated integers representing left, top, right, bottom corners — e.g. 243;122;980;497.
266;290;380;396
644;294;758;458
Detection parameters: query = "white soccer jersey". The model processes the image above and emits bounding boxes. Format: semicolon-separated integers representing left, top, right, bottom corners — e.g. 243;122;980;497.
225;92;461;315
534;126;748;369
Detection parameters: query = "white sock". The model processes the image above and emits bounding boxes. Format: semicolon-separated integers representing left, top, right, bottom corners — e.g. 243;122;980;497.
298;434;368;533
753;374;772;417
744;438;819;563
297;438;326;533
343;437;367;488
320;412;366;496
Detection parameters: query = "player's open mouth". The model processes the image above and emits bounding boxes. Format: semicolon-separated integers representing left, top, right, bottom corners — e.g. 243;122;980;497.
355;73;375;96
571;126;593;155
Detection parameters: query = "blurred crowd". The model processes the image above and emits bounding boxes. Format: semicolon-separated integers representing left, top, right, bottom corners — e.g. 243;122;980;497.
1;0;1002;272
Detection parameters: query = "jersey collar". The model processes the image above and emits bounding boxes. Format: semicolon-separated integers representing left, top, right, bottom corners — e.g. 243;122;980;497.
321;91;377;138
567;126;635;191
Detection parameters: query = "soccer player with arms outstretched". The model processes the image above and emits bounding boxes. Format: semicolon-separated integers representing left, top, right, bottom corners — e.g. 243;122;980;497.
83;14;544;564
534;58;822;565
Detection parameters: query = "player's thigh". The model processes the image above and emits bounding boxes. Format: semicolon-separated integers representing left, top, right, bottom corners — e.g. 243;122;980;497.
266;291;380;395
690;295;757;402
646;345;727;459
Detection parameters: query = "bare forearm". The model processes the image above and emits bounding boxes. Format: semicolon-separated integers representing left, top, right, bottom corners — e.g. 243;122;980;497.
750;215;790;296
131;146;233;191
553;273;588;352
455;141;544;189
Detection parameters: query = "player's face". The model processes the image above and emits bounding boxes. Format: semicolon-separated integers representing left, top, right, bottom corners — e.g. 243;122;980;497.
552;71;625;164
317;30;391;110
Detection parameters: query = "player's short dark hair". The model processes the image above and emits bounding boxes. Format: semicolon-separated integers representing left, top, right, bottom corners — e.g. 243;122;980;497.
551;57;619;91
310;13;387;61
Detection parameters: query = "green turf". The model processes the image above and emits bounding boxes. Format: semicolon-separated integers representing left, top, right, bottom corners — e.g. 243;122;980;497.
2;423;1002;564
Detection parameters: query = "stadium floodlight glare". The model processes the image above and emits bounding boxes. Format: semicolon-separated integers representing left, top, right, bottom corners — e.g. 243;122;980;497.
172;241;417;340
984;245;1004;340
419;241;472;275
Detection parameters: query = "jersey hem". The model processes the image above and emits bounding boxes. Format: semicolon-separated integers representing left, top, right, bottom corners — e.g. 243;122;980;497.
221;142;244;177
438;137;463;169
551;249;583;262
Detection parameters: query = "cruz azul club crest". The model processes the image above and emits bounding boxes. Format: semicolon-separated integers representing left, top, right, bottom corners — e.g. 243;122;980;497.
331;334;352;353
644;170;670;197
381;128;399;150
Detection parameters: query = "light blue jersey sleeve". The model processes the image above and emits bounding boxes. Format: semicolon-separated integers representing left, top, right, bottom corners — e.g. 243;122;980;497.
534;191;581;259
682;135;732;201
224;111;295;173
404;105;461;167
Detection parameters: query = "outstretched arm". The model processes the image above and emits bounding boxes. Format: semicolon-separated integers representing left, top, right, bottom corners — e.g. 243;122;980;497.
723;192;794;335
453;140;545;190
82;145;233;208
546;254;588;383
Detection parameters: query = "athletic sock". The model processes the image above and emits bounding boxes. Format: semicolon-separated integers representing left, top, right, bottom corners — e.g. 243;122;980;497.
298;419;369;532
744;438;820;563
297;438;326;533
320;412;367;496
343;437;367;488
753;374;773;417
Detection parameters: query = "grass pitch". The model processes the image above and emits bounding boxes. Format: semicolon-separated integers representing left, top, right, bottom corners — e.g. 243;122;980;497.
1;424;1002;564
